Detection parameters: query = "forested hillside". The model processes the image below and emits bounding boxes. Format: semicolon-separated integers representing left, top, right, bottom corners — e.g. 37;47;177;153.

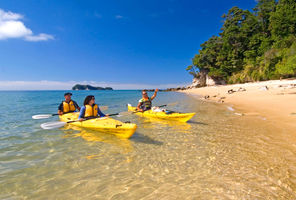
187;0;296;86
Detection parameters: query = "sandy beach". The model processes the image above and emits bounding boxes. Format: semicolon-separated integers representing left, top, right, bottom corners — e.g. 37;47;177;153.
181;79;296;129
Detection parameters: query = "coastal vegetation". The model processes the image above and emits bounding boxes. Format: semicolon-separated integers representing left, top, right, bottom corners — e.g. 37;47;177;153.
187;0;296;86
72;84;113;90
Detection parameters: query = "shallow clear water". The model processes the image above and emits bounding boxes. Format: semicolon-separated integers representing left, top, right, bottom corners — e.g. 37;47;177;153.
1;91;296;199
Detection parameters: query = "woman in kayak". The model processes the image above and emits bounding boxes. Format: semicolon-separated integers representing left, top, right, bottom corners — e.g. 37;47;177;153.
137;88;158;112
78;95;107;120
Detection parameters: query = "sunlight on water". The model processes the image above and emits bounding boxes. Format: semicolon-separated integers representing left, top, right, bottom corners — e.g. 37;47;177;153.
0;91;296;199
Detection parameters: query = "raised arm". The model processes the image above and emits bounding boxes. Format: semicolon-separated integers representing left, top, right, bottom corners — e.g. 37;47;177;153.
150;88;159;100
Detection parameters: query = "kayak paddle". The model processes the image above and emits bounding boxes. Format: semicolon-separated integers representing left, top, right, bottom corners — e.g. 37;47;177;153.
41;121;72;129
32;114;59;119
32;106;109;120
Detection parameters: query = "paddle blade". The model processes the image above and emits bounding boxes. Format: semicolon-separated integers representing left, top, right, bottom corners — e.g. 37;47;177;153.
32;114;53;119
40;121;67;129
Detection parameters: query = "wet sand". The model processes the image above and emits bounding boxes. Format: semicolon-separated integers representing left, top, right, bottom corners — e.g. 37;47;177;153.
181;79;296;129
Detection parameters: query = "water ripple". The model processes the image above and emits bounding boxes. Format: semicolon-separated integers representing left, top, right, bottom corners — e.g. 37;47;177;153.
1;91;296;199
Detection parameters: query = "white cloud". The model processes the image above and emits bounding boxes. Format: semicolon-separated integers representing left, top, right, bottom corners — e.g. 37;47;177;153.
0;9;23;20
0;20;32;39
0;80;190;90
0;8;54;41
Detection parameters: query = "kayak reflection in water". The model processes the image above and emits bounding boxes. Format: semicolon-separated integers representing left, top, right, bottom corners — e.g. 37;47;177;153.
136;89;158;112
78;95;108;121
58;92;80;115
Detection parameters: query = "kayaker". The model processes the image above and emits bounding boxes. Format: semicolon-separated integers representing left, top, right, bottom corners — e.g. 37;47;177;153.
78;95;108;120
58;92;80;115
137;89;159;112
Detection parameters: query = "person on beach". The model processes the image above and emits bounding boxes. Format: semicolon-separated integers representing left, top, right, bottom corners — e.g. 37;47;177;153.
58;92;80;115
137;89;159;112
78;95;108;120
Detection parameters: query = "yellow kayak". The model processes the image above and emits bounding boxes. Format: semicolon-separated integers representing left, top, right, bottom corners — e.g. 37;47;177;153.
59;112;137;139
127;104;195;123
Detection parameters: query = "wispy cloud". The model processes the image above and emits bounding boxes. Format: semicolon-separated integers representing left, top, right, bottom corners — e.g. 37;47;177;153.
25;33;54;41
115;15;123;19
0;8;54;41
0;80;190;90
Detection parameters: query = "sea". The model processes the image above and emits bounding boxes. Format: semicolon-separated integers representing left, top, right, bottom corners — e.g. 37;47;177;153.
1;90;296;199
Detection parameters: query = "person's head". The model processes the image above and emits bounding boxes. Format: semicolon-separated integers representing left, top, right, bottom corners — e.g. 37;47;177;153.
84;95;95;106
64;92;72;102
142;90;148;98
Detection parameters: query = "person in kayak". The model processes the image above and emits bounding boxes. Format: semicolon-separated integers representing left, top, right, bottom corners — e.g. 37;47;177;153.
78;95;107;120
58;92;80;115
137;89;159;112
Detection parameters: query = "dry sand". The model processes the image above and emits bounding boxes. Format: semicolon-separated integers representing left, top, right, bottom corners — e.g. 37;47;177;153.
181;79;296;129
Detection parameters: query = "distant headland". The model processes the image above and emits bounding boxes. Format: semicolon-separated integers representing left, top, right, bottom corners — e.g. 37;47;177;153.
72;84;113;90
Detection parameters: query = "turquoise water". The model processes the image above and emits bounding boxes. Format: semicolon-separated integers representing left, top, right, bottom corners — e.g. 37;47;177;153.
1;91;296;199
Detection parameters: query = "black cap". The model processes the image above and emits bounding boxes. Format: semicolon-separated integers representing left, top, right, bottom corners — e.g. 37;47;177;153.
64;92;72;96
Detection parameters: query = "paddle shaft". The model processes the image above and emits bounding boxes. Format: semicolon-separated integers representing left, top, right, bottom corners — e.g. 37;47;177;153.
67;113;120;123
40;112;123;129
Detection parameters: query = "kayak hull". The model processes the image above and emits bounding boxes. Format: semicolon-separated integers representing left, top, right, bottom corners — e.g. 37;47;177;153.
127;104;195;123
59;113;137;139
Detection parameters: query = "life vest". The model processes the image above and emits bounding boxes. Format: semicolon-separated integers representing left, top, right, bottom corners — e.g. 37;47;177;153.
63;100;76;113
140;98;152;111
84;104;98;118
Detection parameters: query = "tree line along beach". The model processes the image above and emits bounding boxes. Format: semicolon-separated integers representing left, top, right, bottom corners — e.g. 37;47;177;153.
177;0;296;132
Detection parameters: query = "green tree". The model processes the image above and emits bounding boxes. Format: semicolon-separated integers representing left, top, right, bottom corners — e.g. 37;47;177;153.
186;0;296;84
220;7;259;74
254;0;276;36
270;0;296;47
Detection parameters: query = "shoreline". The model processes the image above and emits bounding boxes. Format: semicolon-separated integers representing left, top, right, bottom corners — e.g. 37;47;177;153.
180;79;296;129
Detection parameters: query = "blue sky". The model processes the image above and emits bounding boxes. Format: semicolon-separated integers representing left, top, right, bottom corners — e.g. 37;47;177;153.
0;0;257;89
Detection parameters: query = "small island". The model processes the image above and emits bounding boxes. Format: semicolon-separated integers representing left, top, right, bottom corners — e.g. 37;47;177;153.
72;84;113;90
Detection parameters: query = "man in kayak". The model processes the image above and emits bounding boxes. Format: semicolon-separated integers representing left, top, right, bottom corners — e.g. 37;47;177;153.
58;92;80;115
78;95;108;120
137;89;159;112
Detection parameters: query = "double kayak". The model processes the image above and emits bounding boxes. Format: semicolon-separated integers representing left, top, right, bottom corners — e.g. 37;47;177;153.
127;104;195;123
59;112;137;139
